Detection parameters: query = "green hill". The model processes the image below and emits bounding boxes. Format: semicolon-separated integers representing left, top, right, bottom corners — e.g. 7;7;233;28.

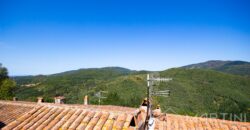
12;67;250;121
182;60;250;76
158;68;250;120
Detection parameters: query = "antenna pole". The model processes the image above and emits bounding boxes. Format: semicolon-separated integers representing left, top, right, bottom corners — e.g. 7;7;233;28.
144;74;150;129
99;97;101;105
96;91;108;105
144;73;172;130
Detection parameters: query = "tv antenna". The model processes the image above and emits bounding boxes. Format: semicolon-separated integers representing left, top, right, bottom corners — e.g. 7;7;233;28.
95;91;108;105
145;73;172;130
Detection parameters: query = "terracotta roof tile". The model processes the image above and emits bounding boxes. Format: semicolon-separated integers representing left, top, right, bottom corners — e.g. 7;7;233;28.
44;109;70;130
61;109;82;130
93;112;109;130
68;110;87;130
0;101;36;128
102;114;118;130
76;111;95;130
85;112;102;130
123;114;134;128
1;102;137;130
156;113;250;130
1;100;250;130
52;109;76;130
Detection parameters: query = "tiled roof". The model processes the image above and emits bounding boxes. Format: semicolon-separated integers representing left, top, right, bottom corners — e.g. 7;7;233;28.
1;100;250;130
154;114;250;130
1;101;142;130
0;101;35;128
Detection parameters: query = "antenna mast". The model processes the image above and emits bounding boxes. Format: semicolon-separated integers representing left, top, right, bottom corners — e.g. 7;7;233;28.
95;91;108;105
145;74;172;130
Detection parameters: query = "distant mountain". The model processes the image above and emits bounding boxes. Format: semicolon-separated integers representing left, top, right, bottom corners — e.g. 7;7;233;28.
52;67;133;76
13;67;136;85
182;60;250;76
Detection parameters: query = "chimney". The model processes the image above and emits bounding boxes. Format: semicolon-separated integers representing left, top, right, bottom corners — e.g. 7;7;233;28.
84;95;88;105
13;97;18;101
153;104;162;117
139;97;148;113
37;97;44;103
54;96;65;104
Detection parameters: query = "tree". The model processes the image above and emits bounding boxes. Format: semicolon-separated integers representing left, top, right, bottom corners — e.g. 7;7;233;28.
0;64;16;100
0;63;8;80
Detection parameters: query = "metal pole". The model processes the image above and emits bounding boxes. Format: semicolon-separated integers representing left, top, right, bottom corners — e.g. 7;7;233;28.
144;74;150;130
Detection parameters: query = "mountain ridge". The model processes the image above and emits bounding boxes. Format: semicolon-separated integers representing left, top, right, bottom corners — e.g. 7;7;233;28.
182;60;250;76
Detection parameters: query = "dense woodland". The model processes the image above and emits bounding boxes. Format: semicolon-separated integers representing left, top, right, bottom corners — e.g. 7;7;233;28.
1;61;250;121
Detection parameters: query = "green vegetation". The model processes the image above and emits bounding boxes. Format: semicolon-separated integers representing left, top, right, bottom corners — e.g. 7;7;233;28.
11;64;250;121
158;68;250;121
0;64;16;100
13;67;146;104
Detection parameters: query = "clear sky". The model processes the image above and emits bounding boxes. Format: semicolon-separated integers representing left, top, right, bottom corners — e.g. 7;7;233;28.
0;0;250;75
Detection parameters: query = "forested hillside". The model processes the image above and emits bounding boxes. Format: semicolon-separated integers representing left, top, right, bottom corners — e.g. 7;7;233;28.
158;68;250;121
12;66;250;121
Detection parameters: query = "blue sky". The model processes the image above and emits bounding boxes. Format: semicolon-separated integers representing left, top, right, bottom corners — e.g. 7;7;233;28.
0;0;250;75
